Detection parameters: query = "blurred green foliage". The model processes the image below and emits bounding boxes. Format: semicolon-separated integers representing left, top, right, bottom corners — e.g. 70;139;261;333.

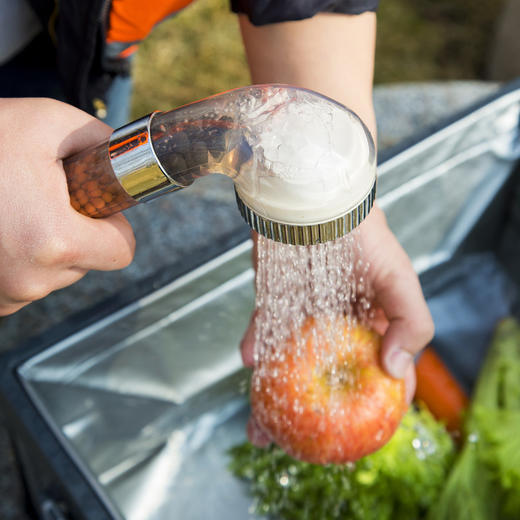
131;0;505;117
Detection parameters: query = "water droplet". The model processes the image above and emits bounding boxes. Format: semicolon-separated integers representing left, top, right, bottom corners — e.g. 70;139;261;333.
279;472;290;487
468;432;479;443
345;461;356;472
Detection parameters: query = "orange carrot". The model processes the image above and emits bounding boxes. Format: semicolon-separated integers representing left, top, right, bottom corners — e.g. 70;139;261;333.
414;346;469;433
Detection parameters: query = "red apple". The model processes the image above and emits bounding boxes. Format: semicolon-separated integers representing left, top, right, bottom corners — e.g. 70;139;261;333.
250;317;407;464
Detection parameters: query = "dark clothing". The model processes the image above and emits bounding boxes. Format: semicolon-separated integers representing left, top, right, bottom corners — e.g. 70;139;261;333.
0;31;64;100
19;0;379;118
231;0;379;25
26;0;120;116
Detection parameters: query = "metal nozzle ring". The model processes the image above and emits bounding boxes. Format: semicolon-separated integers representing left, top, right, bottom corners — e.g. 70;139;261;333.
235;180;376;246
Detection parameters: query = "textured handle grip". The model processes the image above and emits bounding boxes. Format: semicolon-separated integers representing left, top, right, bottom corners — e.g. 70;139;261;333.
63;141;137;218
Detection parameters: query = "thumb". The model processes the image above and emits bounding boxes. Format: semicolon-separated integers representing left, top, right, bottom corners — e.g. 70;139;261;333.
377;268;434;379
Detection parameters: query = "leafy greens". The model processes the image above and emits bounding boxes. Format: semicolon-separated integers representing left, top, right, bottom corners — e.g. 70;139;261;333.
229;405;454;520
430;317;520;520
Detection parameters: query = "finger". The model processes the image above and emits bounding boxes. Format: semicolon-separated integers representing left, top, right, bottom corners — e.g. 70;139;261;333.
247;416;272;447
44;99;113;157
369;306;389;336
378;276;433;378
404;362;416;405
376;267;434;380
47;266;89;292
3;98;113;159
0;301;29;316
66;212;136;271
240;310;258;367
0;265;88;307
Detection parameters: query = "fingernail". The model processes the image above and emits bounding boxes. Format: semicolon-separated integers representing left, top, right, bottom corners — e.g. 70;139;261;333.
386;348;413;379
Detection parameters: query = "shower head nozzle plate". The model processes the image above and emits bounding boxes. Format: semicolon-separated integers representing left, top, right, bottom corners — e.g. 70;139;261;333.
235;180;376;246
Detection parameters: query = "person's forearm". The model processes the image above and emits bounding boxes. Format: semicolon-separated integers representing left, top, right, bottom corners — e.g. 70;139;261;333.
238;12;377;139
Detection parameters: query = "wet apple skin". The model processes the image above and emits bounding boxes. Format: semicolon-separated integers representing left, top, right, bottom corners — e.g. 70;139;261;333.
251;320;408;464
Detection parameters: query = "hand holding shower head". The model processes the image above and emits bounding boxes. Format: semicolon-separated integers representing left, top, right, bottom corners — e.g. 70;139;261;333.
63;85;376;245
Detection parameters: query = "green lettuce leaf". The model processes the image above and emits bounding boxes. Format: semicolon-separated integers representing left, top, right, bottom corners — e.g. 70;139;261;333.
430;317;520;520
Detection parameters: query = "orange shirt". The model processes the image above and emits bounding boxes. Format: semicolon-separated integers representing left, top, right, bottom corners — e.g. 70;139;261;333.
107;0;195;44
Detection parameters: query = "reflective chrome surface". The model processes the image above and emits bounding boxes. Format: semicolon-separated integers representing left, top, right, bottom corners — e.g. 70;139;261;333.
110;113;183;201
18;88;520;519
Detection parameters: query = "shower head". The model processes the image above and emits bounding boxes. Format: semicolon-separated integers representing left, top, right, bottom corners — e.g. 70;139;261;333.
64;85;376;245
231;86;376;245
